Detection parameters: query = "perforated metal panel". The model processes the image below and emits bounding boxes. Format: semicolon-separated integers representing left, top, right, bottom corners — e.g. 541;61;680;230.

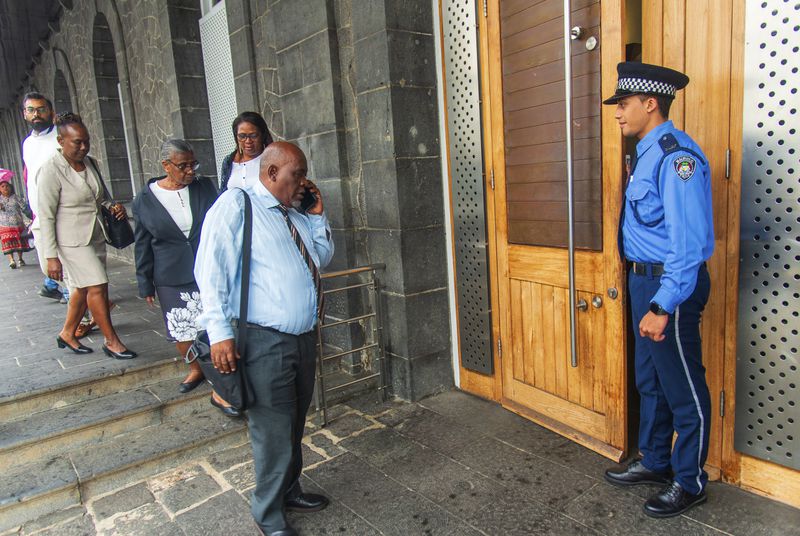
199;1;237;180
443;0;492;374
734;0;800;470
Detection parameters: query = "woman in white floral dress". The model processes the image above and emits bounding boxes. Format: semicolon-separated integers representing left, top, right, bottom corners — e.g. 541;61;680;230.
133;140;230;406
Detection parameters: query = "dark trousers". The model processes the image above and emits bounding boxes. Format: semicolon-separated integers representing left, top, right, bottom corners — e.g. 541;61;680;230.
629;265;711;495
241;326;317;531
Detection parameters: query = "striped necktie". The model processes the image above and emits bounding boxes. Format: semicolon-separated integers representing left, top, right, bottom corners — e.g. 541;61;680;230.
275;204;324;319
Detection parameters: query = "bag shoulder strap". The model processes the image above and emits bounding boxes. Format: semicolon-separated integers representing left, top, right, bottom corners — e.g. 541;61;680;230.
85;157;115;207
236;188;253;361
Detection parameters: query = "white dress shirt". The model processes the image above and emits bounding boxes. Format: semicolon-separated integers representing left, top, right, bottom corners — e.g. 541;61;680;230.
194;181;334;343
226;153;263;190
149;182;193;237
22;126;59;225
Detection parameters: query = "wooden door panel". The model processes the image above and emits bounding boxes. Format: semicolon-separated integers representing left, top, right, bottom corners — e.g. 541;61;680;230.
507;282;607;411
484;0;626;459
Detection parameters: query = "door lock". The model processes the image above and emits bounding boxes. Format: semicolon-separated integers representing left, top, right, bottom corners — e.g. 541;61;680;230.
576;298;588;311
607;287;618;299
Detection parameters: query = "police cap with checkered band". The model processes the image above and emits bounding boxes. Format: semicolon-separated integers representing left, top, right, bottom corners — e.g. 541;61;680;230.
602;62;689;105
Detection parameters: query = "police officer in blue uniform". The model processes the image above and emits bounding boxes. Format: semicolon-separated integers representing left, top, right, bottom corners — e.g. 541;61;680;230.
602;62;715;518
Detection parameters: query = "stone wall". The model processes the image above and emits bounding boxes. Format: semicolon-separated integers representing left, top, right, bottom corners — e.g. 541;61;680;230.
228;0;453;399
0;0;454;401
0;0;214;200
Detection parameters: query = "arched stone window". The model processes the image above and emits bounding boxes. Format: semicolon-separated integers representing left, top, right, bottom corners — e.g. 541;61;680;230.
53;69;73;114
92;12;133;201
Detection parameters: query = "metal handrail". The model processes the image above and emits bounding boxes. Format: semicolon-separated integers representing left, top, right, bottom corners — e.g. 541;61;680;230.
321;263;386;279
314;264;387;426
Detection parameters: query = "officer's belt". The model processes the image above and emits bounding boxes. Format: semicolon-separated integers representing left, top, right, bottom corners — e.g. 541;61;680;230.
627;261;707;276
628;262;665;276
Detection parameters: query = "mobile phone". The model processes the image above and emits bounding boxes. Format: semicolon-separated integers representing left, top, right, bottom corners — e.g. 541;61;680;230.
299;187;317;213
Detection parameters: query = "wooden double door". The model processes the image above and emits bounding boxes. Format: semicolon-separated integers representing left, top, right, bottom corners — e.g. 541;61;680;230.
478;0;735;465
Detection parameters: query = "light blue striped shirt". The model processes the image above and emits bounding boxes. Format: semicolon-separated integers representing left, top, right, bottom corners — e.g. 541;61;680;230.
194;181;334;344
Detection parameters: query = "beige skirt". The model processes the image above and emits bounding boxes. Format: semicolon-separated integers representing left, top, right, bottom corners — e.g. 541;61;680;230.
58;224;108;288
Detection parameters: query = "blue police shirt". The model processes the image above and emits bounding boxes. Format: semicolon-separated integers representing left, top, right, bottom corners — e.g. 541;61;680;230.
622;120;714;314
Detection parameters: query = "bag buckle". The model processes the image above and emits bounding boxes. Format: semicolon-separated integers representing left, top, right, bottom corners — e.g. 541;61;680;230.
184;344;198;364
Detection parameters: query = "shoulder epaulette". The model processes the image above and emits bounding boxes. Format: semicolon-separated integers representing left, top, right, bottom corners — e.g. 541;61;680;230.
658;133;680;154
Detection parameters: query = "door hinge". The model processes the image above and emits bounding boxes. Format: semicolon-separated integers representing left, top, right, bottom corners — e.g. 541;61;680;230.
482;0;488;17
719;390;725;417
497;338;502;358
725;149;731;179
490;168;495;190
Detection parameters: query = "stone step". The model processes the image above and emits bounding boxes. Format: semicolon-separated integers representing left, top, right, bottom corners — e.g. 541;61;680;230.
0;357;184;422
0;377;214;468
0;407;248;532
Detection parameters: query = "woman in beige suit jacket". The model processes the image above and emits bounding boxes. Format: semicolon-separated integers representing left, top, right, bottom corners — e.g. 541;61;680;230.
37;112;136;359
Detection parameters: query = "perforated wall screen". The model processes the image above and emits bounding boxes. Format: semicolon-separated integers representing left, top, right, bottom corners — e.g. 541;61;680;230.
442;0;493;374
734;0;799;470
199;1;238;181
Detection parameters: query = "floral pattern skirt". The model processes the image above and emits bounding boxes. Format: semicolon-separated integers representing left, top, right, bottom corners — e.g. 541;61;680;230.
155;282;203;343
0;225;32;255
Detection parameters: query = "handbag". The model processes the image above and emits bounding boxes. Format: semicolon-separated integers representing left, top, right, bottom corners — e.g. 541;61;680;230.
87;157;135;249
185;189;254;410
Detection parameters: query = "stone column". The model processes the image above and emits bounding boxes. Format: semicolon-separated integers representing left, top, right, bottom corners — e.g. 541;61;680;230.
352;0;453;400
160;0;216;175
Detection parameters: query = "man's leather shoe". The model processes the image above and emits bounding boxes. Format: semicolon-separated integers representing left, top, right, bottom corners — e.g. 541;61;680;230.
605;460;671;487
254;522;297;536
285;492;330;513
644;481;707;518
210;395;242;418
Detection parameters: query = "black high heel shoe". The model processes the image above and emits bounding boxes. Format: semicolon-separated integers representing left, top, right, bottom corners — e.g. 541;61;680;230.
102;345;138;360
56;335;93;354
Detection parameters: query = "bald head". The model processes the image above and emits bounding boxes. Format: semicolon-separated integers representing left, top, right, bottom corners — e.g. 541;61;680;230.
260;141;309;206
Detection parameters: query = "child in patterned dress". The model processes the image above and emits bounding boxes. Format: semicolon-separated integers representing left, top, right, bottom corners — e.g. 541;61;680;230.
0;170;32;269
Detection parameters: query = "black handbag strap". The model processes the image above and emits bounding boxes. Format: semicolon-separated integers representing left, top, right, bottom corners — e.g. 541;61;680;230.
236;188;253;364
86;157;114;204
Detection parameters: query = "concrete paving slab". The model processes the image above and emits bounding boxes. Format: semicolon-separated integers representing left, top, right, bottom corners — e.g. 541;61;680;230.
306;452;477;536
158;473;222;514
173;490;255;536
683;481;800;536
449;434;597;509
91;483;155;522
564;481;724;536
465;492;599;536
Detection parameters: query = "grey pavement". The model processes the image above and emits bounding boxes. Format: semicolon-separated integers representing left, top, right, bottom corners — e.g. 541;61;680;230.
0;253;175;400
1;256;799;535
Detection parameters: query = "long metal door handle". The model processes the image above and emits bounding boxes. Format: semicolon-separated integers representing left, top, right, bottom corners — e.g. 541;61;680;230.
563;0;578;368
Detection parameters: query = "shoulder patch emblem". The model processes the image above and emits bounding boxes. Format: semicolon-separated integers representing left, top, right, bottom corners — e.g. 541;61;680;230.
674;155;696;181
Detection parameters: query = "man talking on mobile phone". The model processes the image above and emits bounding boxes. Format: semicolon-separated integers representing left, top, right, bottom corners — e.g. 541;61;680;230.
195;142;333;536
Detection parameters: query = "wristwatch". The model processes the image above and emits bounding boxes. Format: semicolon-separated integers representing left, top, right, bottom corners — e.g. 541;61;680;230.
649;302;668;316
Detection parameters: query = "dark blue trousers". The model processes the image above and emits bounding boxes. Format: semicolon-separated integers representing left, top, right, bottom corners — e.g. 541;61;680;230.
629;265;711;495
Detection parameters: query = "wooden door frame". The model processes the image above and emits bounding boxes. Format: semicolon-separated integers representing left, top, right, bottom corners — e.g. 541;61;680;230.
467;0;628;457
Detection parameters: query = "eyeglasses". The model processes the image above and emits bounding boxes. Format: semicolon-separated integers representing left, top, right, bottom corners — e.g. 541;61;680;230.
236;133;261;141
167;160;200;172
24;106;50;115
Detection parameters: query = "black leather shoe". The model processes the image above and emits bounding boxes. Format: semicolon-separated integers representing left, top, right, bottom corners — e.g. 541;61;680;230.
178;378;205;393
285;492;330;513
57;336;93;354
644;481;707;518
605;460;671;487
102;345;138;360
210;395;242;418
254;522;297;536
